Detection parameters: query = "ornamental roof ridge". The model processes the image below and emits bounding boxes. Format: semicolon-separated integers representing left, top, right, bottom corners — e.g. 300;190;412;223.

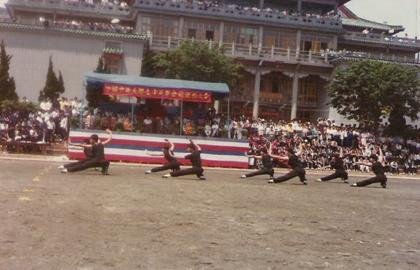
0;21;147;40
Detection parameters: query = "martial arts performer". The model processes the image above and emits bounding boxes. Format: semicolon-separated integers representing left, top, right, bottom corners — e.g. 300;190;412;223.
268;145;307;185
59;129;112;175
145;139;181;174
316;146;348;183
351;146;387;188
162;139;206;180
240;147;274;179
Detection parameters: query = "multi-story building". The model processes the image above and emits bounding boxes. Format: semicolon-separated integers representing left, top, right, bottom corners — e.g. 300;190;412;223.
2;0;420;122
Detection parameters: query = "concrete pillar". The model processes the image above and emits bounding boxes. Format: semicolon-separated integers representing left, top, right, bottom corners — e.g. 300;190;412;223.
135;14;142;33
297;0;302;13
178;17;184;38
258;25;264;50
332;35;338;50
290;72;299;120
213;100;220;113
259;0;264;9
219;21;224;44
296;29;302;59
252;69;261;119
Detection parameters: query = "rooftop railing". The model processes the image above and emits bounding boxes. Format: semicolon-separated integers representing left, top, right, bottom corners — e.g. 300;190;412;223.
135;0;342;32
7;0;132;17
341;32;420;49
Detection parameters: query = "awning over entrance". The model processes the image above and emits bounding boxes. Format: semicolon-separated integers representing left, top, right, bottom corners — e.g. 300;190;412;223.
84;72;230;103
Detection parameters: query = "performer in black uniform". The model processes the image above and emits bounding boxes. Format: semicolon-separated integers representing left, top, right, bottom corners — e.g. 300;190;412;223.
59;129;112;175
145;139;181;174
268;145;307;185
241;147;274;179
351;147;387;188
317;147;348;183
163;139;206;180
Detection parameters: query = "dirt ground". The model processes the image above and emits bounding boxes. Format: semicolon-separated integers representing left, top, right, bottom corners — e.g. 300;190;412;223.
0;159;419;270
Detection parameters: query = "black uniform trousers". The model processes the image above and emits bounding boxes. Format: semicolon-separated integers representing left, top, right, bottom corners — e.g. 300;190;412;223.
356;174;387;187
170;166;204;178
321;169;348;181
151;162;180;173
273;167;306;183
66;158;109;173
245;167;274;178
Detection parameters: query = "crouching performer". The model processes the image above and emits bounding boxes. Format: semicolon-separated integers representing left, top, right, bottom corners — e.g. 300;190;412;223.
163;139;206;180
351;147;387;188
268;144;308;185
59;129;112;175
145;139;181;174
240;147;274;180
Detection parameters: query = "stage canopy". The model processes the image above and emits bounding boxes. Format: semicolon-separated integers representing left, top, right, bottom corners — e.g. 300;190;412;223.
84;73;230;103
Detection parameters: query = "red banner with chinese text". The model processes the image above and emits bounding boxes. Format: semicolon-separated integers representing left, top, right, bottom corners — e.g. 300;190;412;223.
103;84;212;103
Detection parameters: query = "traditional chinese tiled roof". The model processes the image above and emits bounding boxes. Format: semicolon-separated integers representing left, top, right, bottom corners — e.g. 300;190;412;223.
0;22;147;41
339;5;404;33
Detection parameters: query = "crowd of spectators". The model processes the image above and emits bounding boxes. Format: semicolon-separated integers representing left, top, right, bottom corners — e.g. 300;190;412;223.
52;19;134;34
149;0;341;21
0;97;83;153
245;118;419;175
62;0;132;11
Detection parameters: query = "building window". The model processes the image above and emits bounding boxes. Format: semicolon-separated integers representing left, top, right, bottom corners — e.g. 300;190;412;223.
298;76;321;106
140;15;178;37
187;28;196;39
206;30;214;41
183;19;219;41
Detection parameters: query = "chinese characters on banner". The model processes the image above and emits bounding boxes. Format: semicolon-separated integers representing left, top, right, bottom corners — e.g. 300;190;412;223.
103;84;212;103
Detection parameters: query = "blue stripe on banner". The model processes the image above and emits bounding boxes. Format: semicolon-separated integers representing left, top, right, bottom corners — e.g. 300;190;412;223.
105;144;245;156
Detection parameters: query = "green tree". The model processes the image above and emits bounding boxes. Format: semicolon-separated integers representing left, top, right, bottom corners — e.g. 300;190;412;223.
57;71;65;95
327;61;420;135
95;56;110;74
86;57;111;107
0;40;18;102
39;57;60;101
147;41;243;89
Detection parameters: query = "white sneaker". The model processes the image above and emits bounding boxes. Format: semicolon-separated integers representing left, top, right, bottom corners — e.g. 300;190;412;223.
58;165;64;170
145;170;152;174
240;175;246;179
162;174;171;178
351;183;357;187
268;179;275;183
316;178;323;182
60;169;68;173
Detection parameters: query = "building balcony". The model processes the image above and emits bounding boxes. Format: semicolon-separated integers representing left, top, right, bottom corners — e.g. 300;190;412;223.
6;0;132;18
149;36;332;67
135;0;342;32
341;32;420;49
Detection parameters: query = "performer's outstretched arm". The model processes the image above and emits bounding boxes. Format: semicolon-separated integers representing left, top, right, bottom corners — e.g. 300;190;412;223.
101;129;113;145
189;139;201;151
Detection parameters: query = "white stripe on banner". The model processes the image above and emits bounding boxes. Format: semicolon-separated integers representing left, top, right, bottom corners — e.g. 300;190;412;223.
69;130;249;148
68;148;248;163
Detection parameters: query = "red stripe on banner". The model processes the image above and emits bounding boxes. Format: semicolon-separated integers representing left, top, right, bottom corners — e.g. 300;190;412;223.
68;152;248;169
70;137;249;153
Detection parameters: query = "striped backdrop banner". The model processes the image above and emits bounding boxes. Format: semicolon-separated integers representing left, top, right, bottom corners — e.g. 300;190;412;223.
68;129;249;169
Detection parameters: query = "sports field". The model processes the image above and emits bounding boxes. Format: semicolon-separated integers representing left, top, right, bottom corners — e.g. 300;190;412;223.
0;159;419;269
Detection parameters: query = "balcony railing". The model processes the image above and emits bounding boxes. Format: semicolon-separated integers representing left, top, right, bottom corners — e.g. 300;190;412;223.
327;50;420;66
7;0;132;17
149;35;331;66
135;0;342;32
341;32;420;49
